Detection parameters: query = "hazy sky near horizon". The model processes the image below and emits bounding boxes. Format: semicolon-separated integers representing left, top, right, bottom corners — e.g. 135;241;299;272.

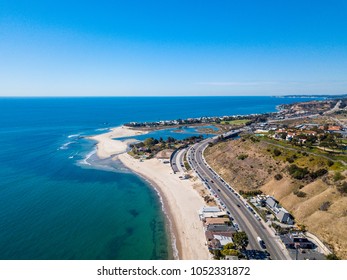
1;1;347;96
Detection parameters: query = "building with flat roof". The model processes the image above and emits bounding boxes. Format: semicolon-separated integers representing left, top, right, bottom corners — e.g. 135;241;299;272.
205;217;230;226
280;232;314;249
198;206;227;220
200;206;221;212
206;224;236;233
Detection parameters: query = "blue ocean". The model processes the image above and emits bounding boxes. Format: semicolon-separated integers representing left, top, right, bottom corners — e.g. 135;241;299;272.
0;96;319;259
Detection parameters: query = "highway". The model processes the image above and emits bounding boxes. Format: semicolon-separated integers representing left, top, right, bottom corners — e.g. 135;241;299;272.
171;148;187;174
184;130;290;260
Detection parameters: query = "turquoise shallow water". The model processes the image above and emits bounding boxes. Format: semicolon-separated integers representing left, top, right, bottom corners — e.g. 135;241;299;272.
0;96;320;259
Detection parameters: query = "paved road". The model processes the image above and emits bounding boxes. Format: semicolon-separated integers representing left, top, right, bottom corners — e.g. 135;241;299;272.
186;131;290;260
171;148;187;174
175;148;187;173
324;100;341;115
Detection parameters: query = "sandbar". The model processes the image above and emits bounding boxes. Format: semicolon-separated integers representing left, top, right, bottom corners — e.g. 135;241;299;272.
88;126;146;159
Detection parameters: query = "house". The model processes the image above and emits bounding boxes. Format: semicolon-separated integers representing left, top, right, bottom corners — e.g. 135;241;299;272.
281;232;315;249
286;132;296;141
207;238;222;250
213;234;234;246
256;195;267;207
206;224;236;233
198;206;227;220
328;125;342;132
302;130;317;136
205;231;234;250
266;196;278;209
276;209;294;225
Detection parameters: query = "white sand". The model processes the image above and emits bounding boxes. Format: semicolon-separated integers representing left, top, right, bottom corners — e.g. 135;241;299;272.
89;126;210;260
118;153;210;260
88;126;147;159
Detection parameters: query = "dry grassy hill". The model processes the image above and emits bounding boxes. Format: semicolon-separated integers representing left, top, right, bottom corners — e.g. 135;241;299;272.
204;136;347;259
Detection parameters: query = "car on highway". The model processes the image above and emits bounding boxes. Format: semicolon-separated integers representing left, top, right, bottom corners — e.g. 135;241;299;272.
237;204;241;207
257;237;266;249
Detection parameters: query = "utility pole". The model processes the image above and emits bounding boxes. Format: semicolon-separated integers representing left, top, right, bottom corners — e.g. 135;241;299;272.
295;243;300;260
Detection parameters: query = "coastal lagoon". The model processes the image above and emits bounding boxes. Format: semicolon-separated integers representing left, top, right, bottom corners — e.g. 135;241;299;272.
0;96;320;259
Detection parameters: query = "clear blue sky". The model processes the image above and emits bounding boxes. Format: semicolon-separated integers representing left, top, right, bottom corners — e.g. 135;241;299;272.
1;0;347;96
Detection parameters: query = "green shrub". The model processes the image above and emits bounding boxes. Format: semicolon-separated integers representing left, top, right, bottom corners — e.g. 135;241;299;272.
294;190;307;198
326;254;339;260
237;154;248;160
273;149;282;156
337;182;347;195
274;174;283;180
310;169;328;179
333;172;345;181
286;157;295;163
319;201;331;211
288;164;309;179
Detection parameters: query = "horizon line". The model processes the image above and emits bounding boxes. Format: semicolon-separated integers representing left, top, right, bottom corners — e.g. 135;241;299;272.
0;94;345;98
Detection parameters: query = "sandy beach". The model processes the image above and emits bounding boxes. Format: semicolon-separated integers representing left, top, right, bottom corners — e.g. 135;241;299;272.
90;126;210;260
88;126;147;159
119;153;209;260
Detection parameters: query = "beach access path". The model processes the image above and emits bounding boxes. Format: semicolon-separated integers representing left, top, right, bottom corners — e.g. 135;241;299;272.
89;126;210;260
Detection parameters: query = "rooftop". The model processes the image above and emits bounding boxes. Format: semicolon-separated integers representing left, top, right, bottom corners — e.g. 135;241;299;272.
205;217;230;226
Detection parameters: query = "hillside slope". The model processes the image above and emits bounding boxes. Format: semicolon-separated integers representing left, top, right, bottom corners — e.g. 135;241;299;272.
204;137;347;259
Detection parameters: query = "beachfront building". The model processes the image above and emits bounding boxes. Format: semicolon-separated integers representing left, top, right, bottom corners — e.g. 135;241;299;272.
204;217;230;227
198;206;227;220
205;231;234;250
206;224;236;233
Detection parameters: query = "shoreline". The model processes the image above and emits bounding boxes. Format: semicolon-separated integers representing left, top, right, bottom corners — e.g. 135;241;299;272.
118;153;209;260
89;125;210;260
116;157;181;260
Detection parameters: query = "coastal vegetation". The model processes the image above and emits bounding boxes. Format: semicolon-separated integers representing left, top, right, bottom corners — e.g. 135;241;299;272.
210;235;248;260
129;135;203;159
232;232;249;250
